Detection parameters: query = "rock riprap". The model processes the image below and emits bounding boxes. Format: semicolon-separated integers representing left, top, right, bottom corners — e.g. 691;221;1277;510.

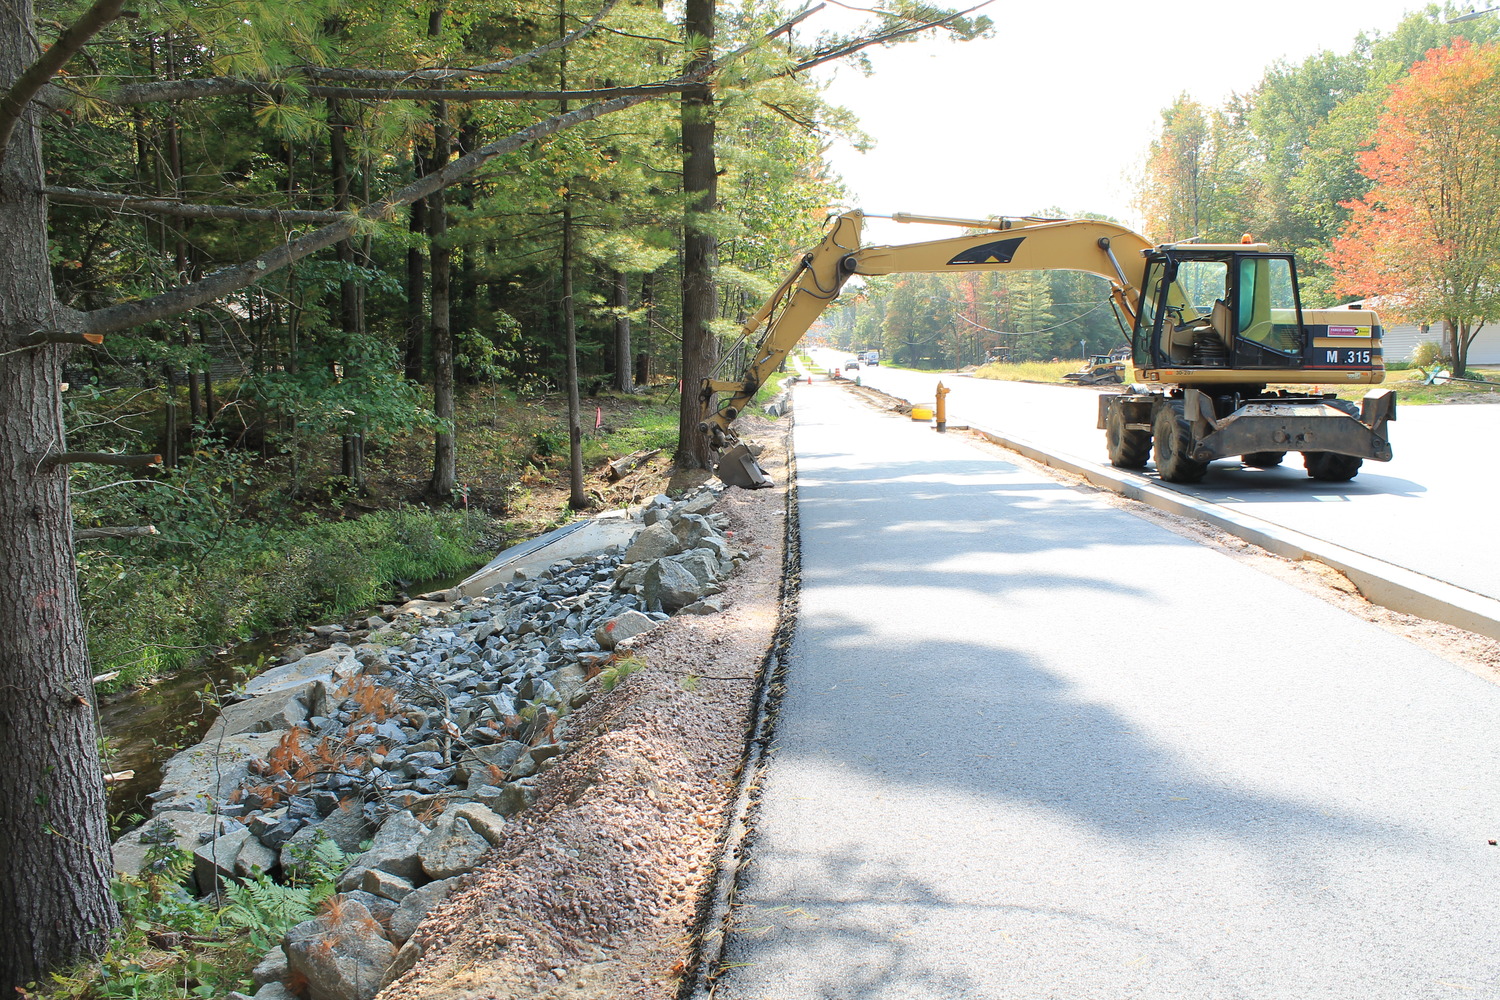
121;487;745;1000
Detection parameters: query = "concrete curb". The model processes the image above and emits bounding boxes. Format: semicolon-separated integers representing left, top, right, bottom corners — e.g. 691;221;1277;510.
968;422;1500;641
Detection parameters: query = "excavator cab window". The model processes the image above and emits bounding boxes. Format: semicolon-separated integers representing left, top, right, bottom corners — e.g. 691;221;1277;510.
1233;255;1304;361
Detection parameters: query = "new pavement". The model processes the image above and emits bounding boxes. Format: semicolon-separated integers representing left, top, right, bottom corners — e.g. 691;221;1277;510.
710;382;1500;999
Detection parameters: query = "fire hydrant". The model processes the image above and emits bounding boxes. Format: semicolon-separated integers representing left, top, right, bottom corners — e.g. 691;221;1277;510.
935;381;950;433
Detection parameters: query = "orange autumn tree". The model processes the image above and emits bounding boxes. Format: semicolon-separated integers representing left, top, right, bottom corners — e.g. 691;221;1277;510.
1330;39;1500;377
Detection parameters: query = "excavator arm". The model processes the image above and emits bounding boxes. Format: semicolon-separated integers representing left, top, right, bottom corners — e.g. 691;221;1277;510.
701;210;1152;483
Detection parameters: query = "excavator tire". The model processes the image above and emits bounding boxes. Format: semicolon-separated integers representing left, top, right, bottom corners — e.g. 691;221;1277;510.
1303;400;1363;481
1304;452;1362;481
1241;451;1285;467
1105;403;1150;469
1152;400;1209;484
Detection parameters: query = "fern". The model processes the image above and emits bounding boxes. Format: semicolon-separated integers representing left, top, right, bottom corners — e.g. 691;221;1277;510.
220;875;315;951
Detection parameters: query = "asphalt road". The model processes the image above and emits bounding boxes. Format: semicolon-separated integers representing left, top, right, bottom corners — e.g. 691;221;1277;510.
824;357;1500;602
710;382;1500;999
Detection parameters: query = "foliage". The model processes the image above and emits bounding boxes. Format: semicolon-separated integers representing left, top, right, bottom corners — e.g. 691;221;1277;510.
596;654;647;693
1329;39;1500;378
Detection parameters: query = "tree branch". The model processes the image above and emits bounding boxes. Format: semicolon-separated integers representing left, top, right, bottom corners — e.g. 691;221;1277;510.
101;77;686;105
45;452;162;471
0;0;125;163
19;329;103;347
787;1;990;74
45;186;348;223
75;525;159;541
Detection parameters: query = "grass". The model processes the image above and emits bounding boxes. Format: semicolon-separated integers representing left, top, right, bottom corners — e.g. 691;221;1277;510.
973;360;1090;383
1291;367;1500;406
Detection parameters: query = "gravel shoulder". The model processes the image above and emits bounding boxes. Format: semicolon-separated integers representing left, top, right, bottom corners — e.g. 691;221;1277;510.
377;416;791;1000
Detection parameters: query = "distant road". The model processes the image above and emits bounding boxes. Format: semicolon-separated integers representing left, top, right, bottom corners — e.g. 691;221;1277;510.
822;356;1500;602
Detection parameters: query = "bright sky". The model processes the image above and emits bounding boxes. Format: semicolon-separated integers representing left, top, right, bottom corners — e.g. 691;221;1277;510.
815;0;1440;244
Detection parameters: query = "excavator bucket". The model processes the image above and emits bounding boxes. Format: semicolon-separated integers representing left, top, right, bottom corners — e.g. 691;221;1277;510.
715;443;773;489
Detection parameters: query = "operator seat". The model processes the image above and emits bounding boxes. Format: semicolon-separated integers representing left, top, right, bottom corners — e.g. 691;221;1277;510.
1210;298;1234;350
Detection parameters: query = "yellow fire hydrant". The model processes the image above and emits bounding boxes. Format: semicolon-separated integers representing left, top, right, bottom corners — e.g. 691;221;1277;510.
935;381;950;433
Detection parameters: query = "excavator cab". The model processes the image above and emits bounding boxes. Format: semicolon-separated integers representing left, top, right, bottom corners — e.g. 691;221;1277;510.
1133;247;1309;372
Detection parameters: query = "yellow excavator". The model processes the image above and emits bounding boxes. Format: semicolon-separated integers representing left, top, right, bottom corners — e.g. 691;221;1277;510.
701;211;1395;488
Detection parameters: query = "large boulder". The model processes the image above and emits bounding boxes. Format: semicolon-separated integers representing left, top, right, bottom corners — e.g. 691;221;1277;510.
349;811;429;882
418;813;490;880
243;645;361;698
620;521;680;564
150;730;292;814
284;898;395;1000
193;826;276;894
592;609;656;650
112;812;237;878
387;876;462;945
204;683;313;742
643;556;714;613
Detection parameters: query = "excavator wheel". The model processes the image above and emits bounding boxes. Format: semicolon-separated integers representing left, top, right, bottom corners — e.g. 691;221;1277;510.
1303;452;1362;482
1105;403;1150;469
1303;400;1363;481
1241;451;1285;468
1151;400;1209;484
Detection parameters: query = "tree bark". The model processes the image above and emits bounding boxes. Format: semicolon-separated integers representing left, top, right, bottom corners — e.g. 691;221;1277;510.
560;0;587;509
613;269;633;392
676;0;717;468
428;101;456;497
0;6;117;989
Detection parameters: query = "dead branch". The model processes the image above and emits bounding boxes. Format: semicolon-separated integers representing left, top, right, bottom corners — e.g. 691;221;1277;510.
75;525;159;541
46;186;347;224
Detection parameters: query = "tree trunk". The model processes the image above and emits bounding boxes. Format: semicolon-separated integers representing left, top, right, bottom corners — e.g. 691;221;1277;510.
560;0;587;509
0;8;118;989
676;0;717;468
428;101;456;498
563;200;588;509
405;192;427;382
613;269;634;392
329;99;366;492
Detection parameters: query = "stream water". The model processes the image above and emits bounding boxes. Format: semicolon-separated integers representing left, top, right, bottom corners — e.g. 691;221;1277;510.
98;565;481;825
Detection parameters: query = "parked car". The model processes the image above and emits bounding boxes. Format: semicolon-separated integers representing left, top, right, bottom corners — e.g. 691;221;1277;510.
844;360;861;371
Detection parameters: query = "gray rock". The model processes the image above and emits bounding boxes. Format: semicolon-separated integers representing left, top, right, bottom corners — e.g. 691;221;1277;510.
451;803;507;846
284;898;395;1000
251;947;290;988
388;876;461;945
112;812;234;879
243;645;361;698
236;834;278;878
194;826;258;894
621;520;681;564
150;731;291;814
360;868;415;902
593;609;656;650
673;548;726;588
205;684;313;742
253;985;297;1000
341;889;398;929
350;811;428;881
643;556;712;614
491;779;539;817
467;740;528;775
418;814;490;880
674;490;718;517
681;593;730;615
381;938;423;989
